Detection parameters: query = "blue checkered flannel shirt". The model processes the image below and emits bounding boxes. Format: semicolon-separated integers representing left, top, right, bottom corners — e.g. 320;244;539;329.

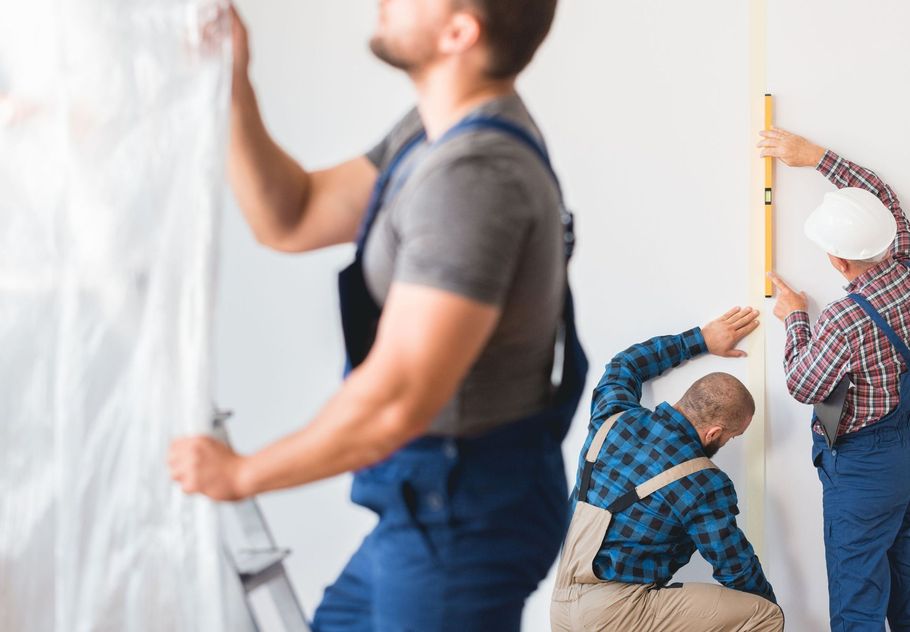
572;327;777;603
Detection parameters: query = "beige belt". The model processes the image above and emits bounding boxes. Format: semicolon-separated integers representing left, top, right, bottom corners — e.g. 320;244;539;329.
552;411;717;602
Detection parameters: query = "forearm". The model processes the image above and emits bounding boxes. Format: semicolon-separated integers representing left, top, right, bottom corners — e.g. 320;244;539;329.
818;149;892;205
782;310;811;365
717;556;777;604
592;328;706;417
688;490;777;603
782;311;846;403
238;362;432;496
615;328;706;383
229;74;312;246
782;310;822;403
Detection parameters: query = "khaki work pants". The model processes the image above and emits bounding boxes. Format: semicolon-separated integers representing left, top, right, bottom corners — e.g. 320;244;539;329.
551;581;784;632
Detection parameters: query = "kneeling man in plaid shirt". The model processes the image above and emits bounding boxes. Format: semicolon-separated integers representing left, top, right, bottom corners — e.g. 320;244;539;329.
762;127;910;631
551;307;783;631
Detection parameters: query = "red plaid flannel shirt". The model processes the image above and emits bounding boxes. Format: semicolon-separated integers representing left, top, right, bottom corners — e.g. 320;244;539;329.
784;150;910;437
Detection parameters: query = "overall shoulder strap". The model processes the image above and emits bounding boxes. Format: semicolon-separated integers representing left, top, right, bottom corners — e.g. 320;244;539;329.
576;411;626;501
445;116;553;173
848;293;910;364
440;115;576;261
355;130;427;254
576;410;718;512
607;457;717;514
357;115;574;258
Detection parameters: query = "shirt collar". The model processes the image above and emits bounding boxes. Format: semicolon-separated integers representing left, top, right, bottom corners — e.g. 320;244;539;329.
656;402;706;455
844;257;896;292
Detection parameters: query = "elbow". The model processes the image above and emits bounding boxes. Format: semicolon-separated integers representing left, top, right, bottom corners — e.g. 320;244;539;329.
251;226;302;253
250;224;282;249
785;378;817;405
243;190;311;252
370;401;435;461
245;210;313;252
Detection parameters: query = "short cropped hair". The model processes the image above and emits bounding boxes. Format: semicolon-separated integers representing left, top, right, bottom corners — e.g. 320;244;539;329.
678;372;755;430
455;0;558;78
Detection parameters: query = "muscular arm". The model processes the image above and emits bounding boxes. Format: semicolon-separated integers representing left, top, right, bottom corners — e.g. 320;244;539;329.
169;283;500;498
227;11;377;253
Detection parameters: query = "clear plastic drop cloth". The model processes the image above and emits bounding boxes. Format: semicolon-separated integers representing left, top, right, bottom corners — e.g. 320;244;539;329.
0;1;233;630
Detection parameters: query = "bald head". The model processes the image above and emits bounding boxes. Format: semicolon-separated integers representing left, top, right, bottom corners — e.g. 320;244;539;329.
675;372;755;432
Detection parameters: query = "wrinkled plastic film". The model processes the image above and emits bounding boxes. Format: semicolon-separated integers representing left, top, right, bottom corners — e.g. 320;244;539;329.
0;1;232;630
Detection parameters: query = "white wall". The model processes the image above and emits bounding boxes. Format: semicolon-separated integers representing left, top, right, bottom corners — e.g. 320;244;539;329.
214;2;910;630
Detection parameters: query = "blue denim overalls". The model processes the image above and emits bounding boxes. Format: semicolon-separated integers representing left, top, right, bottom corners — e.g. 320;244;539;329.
813;260;910;632
312;115;588;631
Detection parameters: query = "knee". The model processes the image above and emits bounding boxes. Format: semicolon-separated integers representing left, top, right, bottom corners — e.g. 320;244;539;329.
755;602;784;632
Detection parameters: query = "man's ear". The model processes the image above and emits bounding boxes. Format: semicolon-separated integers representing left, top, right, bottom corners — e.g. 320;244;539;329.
704;425;724;443
438;11;482;56
828;254;850;276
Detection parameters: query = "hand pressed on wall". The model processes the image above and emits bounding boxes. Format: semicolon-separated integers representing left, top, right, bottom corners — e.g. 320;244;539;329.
757;127;826;168
768;272;809;320
702;306;760;358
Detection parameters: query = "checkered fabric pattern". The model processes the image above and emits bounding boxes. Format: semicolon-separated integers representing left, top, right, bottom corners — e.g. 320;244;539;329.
784;151;910;437
574;328;776;603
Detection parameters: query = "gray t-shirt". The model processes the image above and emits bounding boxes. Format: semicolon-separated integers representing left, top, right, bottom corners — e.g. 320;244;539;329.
364;94;565;437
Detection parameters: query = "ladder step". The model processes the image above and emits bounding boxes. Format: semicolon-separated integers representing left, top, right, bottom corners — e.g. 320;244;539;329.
214;409;310;629
235;548;291;578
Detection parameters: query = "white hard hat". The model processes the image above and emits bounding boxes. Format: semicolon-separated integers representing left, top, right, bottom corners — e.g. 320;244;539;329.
804;187;897;260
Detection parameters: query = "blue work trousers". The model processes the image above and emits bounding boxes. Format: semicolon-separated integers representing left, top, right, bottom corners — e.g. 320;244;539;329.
813;406;910;632
312;424;568;632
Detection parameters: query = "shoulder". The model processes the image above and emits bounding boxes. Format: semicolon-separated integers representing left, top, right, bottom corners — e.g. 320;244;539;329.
429;122;552;188
366;107;424;170
670;467;738;517
817;296;864;335
399;142;552;229
409;107;556;213
391;97;560;227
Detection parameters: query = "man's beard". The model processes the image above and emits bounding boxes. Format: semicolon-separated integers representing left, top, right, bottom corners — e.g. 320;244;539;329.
703;438;722;459
369;35;414;71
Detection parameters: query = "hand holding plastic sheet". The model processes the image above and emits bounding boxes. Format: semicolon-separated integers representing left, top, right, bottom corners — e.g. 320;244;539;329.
169;435;250;501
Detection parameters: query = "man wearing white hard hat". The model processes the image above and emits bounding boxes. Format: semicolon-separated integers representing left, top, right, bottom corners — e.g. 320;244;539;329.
759;127;910;632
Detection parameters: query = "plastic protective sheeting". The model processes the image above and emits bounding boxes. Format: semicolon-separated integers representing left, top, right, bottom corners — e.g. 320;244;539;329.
0;1;232;630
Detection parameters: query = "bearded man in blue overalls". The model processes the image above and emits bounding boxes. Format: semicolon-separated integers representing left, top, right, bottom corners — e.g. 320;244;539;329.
168;2;587;630
762;126;910;631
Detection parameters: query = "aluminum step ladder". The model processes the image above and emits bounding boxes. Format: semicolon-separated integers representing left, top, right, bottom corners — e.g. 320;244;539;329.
213;409;311;632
